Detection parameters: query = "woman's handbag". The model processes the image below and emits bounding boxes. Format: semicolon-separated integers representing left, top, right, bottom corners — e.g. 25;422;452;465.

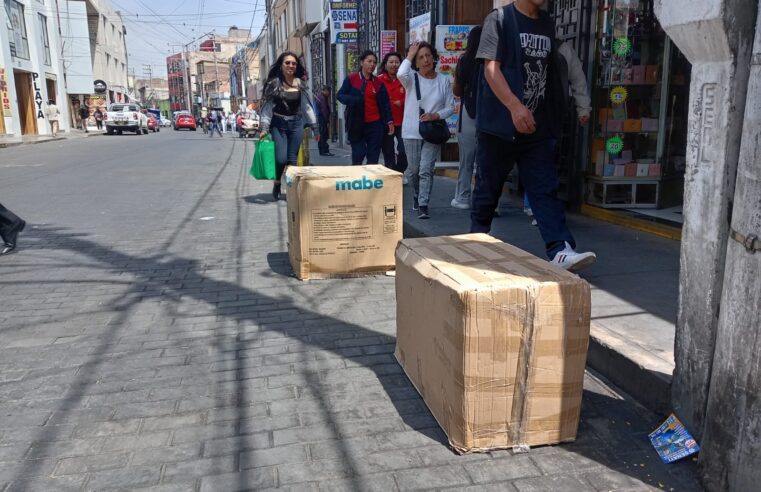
415;73;451;145
250;135;276;180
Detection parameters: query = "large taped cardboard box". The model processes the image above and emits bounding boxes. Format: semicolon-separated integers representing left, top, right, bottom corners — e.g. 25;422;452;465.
394;234;591;453
285;165;402;280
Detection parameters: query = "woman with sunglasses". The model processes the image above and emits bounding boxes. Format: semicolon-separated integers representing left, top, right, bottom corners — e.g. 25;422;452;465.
337;50;394;165
259;52;319;200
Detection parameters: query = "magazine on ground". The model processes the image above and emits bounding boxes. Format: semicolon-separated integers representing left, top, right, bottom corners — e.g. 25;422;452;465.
649;413;700;464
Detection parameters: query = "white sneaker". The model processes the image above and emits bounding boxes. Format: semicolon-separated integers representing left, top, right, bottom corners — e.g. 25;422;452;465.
403;176;409;185
450;198;470;210
531;219;538;226
551;242;597;272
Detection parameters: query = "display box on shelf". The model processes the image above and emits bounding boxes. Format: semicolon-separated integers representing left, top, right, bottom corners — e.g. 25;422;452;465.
625;163;638;177
632;65;646;84
606;119;624;132
624;119;642;133
646;65;659;84
604;164;616;177
637;164;650;177
649;163;662;177
614;165;626;177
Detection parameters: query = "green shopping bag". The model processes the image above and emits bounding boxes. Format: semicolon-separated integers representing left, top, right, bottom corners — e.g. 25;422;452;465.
250;135;276;180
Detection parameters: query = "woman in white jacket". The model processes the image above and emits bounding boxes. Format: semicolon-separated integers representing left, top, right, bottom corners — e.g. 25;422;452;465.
397;42;455;219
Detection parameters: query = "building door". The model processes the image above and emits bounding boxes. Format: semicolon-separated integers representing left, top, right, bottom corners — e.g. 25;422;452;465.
46;78;57;103
13;70;37;135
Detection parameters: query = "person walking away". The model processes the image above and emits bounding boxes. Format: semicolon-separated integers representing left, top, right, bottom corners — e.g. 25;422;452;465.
473;0;596;271
219;110;226;134
45;100;60;137
0;203;26;256
228;112;236;133
397;42;456;220
378;52;408;173
315;85;334;156
259;51;319;200
201;107;209;134
337;50;394;165
451;27;483;210
94;108;104;130
208;109;222;137
79;104;90;132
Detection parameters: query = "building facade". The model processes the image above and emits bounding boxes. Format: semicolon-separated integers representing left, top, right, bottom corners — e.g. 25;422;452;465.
1;0;70;136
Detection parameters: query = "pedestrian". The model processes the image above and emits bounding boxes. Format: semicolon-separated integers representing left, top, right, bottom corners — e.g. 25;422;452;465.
94;107;104;130
79;103;90;132
201;107;209;134
378;52;408;173
259;51;319;200
236;112;244;137
472;0;596;271
0;203;26;256
208;109;222;137
45;99;60;137
337;50;394;165
450;26;483;210
228;112;236;133
397;42;456;220
219;110;226;134
314;85;334;156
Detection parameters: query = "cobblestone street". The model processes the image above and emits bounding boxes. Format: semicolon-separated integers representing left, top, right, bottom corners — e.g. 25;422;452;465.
0;133;699;491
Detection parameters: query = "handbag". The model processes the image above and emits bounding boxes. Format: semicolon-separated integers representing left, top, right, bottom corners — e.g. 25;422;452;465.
415;73;451;145
250;135;276;180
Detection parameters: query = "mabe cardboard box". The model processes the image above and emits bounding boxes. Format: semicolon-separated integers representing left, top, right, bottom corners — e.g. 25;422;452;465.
285;165;402;280
395;234;591;453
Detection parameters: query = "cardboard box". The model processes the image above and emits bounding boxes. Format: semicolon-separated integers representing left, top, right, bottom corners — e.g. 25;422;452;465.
637;164;650;177
632;65;646;84
624;119;642;133
603;164;616;176
625;163;638;177
614;165;627;177
646;65;659;84
394;234;591;453
649;163;662;177
285;165;402;280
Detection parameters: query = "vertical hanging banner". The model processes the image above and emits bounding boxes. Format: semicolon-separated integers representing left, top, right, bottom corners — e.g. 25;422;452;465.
0;68;12;114
330;2;358;44
380;31;397;59
435;25;476;142
409;12;432;44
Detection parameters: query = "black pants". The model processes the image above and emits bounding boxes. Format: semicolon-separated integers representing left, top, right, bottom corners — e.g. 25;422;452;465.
96;120;103;130
318;116;330;154
382;125;407;173
0;203;23;244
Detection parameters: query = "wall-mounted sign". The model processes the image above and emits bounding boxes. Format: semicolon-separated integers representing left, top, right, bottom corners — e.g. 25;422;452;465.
380;30;397;60
32;72;45;119
606;136;625;154
94;79;107;93
613;37;632;57
435;25;477;143
330;2;358;44
0;68;12;114
409;12;432;44
610;86;628;105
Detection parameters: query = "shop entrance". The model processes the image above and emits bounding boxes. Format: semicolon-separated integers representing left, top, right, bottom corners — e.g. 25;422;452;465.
46;77;57;103
13;70;37;135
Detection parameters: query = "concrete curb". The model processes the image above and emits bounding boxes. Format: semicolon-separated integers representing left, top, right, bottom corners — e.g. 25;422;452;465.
403;218;672;415
0;132;105;149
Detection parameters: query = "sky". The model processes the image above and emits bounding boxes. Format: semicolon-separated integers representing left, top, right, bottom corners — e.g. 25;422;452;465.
114;0;267;79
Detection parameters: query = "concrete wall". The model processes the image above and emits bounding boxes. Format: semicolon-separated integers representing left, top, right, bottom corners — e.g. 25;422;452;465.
86;0;129;101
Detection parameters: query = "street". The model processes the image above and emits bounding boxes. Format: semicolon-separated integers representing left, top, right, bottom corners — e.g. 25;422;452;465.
0;132;699;491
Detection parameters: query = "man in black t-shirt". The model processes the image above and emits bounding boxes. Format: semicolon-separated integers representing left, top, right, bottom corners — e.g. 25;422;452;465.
472;0;596;272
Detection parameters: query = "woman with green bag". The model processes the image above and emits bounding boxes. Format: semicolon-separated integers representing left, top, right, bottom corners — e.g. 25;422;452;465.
258;52;319;200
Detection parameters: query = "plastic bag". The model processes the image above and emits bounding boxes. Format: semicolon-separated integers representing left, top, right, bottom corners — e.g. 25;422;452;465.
250;135;276;180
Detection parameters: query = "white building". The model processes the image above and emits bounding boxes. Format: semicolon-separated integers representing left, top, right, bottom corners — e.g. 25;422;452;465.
58;0;129;127
1;0;71;136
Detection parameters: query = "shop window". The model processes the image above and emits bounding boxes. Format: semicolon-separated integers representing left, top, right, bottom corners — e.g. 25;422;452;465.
6;0;30;60
38;13;52;66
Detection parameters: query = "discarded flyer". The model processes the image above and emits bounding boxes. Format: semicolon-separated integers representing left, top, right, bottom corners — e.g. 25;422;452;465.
649;414;700;464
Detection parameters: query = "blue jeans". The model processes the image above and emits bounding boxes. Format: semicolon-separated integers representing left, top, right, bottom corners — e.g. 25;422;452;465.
350;120;384;165
208;122;222;137
382;125;407;173
470;133;575;259
270;115;303;180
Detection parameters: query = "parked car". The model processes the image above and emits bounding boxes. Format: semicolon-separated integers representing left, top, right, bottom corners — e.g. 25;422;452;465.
146;115;159;133
104;103;149;135
174;112;197;131
238;111;260;138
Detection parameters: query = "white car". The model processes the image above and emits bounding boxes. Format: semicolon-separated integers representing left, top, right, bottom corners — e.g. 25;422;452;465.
104;103;149;135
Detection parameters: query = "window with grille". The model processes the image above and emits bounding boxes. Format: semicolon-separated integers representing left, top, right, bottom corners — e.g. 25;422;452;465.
357;0;382;55
6;0;30;60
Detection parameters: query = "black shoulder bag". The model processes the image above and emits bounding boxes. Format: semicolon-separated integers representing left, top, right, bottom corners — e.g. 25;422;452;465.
414;73;451;145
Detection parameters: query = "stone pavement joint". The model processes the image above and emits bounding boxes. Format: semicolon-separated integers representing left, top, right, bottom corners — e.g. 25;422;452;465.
0;133;699;491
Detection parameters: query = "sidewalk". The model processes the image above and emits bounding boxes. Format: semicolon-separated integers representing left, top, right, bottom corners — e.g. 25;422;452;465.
0;128;105;148
309;141;679;415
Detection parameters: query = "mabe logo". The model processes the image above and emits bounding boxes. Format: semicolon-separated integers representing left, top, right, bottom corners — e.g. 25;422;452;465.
335;176;384;191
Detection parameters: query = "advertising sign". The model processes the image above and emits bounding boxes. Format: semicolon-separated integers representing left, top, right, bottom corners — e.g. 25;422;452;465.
435;25;476;142
331;2;358;44
380;30;397;60
409;12;431;44
0;68;12;114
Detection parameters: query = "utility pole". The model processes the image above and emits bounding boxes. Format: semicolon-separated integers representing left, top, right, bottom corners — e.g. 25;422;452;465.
212;33;220;109
266;0;275;70
142;64;153;107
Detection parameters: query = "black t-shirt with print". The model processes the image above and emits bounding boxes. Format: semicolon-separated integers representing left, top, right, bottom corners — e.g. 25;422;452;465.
477;7;555;142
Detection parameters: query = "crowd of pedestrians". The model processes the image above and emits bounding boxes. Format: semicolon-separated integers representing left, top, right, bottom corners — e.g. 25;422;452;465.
251;0;596;272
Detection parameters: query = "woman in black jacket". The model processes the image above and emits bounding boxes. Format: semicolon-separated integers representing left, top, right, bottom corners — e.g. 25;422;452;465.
337;50;394;165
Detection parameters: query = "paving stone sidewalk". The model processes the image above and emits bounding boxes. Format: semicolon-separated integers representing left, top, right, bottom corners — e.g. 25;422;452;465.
0;134;699;491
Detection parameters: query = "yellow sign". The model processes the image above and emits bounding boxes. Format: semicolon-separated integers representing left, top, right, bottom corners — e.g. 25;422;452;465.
610;86;628;105
0;68;12;114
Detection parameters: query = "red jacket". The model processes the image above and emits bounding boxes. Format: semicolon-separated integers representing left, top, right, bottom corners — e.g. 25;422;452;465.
337;72;393;126
378;73;405;127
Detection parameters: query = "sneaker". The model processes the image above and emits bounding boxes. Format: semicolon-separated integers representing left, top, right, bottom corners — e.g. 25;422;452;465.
403;176;409;185
550;242;597;272
450;198;470;210
531;219;538;226
524;207;534;217
412;197;419;211
418;206;430;219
